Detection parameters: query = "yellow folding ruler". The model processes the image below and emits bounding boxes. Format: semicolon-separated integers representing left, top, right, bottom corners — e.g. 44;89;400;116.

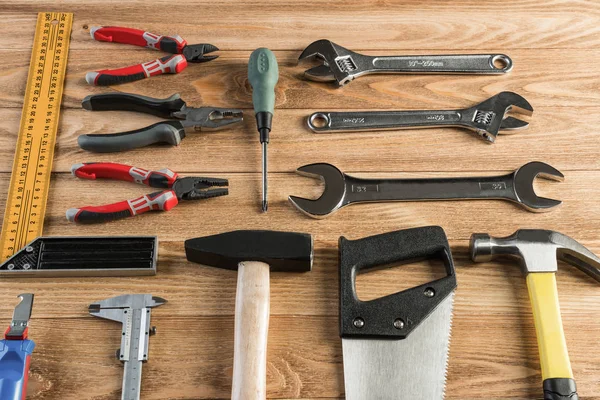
0;12;72;261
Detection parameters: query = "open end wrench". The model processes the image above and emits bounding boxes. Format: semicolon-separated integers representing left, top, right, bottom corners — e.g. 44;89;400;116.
307;92;533;143
288;162;563;218
298;39;512;87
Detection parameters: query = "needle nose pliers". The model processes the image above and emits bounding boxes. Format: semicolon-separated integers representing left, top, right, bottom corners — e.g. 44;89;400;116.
85;26;218;86
78;92;243;153
66;163;228;223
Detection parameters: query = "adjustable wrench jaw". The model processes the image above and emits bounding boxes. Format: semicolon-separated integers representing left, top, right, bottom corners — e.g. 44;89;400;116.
298;40;369;86
460;92;534;142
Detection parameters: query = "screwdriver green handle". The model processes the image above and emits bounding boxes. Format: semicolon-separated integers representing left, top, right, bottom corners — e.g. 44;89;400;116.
248;48;279;116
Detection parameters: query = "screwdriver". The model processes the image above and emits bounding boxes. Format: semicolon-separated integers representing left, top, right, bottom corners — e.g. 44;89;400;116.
248;48;279;212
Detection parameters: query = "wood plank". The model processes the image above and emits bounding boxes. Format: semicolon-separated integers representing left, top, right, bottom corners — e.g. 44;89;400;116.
2;1;600;50
1;49;600;109
0;1;599;399
0;106;599;174
17;312;600;399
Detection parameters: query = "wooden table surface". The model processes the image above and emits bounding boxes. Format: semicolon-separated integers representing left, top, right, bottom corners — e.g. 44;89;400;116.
1;1;599;399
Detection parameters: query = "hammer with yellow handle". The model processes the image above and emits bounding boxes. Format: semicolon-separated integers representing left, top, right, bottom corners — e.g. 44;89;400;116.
470;229;600;400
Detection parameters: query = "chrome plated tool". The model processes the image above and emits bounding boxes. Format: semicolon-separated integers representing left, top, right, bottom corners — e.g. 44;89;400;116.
89;294;166;400
307;92;533;143
289;162;563;218
299;39;512;87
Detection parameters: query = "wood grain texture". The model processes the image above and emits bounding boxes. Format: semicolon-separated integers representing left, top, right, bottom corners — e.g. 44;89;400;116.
0;1;599;399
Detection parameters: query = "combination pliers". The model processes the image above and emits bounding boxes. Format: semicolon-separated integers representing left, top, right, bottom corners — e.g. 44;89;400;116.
85;26;218;86
66;163;228;223
78;92;243;153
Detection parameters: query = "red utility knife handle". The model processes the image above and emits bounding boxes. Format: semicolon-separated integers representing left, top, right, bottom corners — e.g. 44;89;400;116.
90;26;187;53
85;55;187;86
66;190;179;223
71;162;178;188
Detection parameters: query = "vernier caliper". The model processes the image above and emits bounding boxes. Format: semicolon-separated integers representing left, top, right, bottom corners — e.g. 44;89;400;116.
89;294;166;400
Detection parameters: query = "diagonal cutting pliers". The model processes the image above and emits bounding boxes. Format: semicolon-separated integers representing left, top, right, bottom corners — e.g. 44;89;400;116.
85;26;218;86
78;92;243;153
66;163;228;223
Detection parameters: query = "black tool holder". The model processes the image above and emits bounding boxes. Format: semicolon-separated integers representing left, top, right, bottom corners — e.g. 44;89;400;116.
339;226;457;338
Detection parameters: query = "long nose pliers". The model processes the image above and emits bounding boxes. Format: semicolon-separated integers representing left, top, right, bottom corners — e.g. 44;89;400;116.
85;26;218;86
66;163;228;223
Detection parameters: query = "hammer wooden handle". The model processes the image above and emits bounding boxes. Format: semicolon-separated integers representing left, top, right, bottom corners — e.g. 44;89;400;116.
232;261;270;400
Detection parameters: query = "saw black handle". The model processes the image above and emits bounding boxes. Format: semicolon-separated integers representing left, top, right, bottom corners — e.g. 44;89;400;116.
338;226;457;338
543;378;578;400
82;93;185;119
78;121;186;153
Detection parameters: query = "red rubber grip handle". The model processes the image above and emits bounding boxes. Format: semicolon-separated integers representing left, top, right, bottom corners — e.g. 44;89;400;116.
67;190;179;223
71;162;178;188
90;26;187;52
85;55;188;86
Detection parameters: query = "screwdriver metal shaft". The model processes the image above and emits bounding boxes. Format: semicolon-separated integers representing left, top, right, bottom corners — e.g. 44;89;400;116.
262;142;268;212
248;48;278;213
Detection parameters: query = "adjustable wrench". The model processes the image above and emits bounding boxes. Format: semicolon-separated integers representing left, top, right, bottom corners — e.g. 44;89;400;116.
307;92;533;143
288;162;563;218
299;40;512;87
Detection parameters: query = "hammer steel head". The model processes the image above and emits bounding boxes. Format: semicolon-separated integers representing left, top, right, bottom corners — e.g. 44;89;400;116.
470;230;600;281
185;230;313;272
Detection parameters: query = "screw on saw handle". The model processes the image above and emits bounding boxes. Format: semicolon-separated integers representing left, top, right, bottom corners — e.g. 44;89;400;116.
89;26;187;53
78;121;186;153
248;48;279;142
85;55;188;86
66;190;179;223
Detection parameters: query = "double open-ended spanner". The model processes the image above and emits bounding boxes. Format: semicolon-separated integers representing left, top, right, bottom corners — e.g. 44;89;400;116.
288;162;563;218
299;39;512;87
307;92;533;143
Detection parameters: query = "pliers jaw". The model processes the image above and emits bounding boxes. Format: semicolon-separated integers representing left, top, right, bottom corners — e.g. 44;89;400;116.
180;107;244;131
173;177;229;201
183;43;219;63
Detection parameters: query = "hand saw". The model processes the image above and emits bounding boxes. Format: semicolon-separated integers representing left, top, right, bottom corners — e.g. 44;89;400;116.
338;226;457;399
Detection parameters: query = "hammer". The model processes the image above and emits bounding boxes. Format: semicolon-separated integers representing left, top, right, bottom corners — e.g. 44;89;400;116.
470;229;600;400
185;230;313;400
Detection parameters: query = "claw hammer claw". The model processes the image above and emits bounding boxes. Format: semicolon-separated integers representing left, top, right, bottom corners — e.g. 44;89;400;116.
470;229;600;400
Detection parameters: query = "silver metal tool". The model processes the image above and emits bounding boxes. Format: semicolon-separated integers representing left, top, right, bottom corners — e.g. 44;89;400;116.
339;227;457;399
299;39;512;87
89;294;166;400
307;92;533;143
289;162;563;218
6;294;34;339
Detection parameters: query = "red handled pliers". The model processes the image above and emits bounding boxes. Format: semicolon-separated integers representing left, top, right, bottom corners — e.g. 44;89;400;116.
85;26;218;86
66;163;228;223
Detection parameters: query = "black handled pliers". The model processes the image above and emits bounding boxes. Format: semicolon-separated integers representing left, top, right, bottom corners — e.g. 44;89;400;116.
78;92;243;153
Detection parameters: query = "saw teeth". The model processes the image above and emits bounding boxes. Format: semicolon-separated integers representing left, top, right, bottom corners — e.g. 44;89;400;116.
443;291;456;399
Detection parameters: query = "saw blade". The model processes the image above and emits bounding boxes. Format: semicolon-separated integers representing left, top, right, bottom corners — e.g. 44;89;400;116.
342;292;454;400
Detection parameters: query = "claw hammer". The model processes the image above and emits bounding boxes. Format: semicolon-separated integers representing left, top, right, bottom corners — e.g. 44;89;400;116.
470;229;600;400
